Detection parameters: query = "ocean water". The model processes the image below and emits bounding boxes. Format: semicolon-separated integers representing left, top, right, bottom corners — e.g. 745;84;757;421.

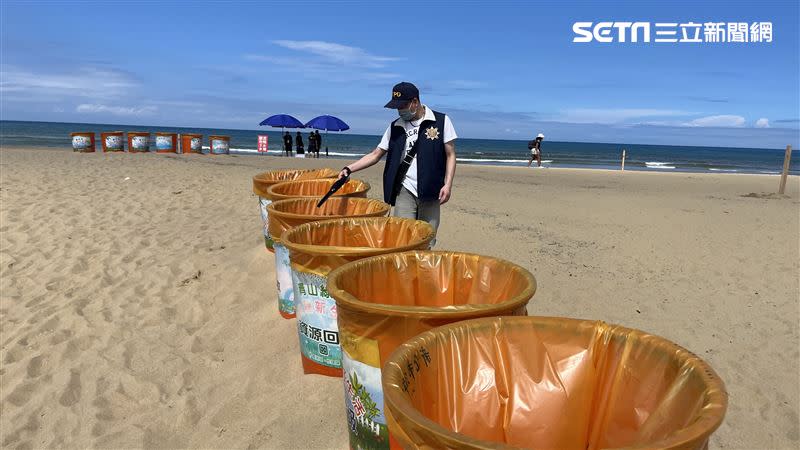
1;120;797;175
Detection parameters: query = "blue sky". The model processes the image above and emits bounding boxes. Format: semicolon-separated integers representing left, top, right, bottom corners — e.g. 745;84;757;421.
1;1;798;148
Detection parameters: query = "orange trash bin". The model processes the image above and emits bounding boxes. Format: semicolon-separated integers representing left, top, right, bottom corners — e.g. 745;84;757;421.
268;197;390;319
252;169;339;252
209;135;230;155
70;132;95;152
128;132;150;153
180;134;203;154
281;218;434;378
328;251;536;449
265;178;370;203
155;132;178;153
101;131;124;152
383;316;728;450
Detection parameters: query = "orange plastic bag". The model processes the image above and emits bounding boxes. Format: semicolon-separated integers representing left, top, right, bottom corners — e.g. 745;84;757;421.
281;218;434;377
383;316;728;450
327;251;537;450
267;197;390;319
252;168;338;252
266;178;371;202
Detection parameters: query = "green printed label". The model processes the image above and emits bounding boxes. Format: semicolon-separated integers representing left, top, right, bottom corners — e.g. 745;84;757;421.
274;243;294;315
343;348;389;449
258;197;274;250
292;270;340;368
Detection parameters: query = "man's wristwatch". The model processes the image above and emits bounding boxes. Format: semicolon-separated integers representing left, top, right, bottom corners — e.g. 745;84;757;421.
342;166;352;176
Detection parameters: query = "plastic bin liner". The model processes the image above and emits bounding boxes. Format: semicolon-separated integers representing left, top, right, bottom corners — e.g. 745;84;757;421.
266;178;371;202
327;251;537;450
252;168;338;252
267;197;390;319
383;316;728;450
281;218;434;378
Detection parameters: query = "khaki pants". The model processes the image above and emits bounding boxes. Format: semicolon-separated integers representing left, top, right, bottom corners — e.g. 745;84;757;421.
393;187;440;247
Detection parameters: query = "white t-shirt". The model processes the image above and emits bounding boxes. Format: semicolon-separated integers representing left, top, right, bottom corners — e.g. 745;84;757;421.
377;105;457;197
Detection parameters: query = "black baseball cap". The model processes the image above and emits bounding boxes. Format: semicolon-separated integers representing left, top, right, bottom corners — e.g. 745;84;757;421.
384;82;419;109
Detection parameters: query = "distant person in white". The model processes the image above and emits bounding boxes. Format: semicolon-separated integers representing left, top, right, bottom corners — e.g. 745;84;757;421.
338;82;457;246
528;133;544;167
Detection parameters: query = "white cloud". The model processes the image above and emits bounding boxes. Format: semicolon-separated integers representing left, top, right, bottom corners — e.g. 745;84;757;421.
687;115;746;127
76;103;157;116
558;109;767;129
243;53;399;82
243;40;402;83
0;65;137;99
270;40;399;68
558;108;691;124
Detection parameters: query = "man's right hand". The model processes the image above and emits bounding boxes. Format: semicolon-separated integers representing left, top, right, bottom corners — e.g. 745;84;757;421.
338;167;351;180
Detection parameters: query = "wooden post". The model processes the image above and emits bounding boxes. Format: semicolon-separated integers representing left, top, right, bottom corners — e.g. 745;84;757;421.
778;145;792;195
621;149;626;171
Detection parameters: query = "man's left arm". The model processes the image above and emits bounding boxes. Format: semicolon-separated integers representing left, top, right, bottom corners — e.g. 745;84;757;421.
439;140;456;205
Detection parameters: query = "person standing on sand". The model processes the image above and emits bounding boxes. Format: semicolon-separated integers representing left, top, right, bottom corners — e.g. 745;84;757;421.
527;133;544;167
338;82;457;245
307;131;316;158
295;132;304;156
315;130;322;158
283;131;293;156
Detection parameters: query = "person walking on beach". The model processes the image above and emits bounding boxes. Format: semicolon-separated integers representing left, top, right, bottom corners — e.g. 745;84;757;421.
283;131;293;156
295;131;304;156
527;133;544;167
338;82;457;245
314;130;322;158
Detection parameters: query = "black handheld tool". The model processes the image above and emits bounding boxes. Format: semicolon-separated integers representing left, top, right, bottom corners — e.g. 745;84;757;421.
316;175;349;207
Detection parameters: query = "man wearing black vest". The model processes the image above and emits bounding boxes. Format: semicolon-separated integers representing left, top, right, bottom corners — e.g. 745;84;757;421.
283;131;292;156
338;82;457;245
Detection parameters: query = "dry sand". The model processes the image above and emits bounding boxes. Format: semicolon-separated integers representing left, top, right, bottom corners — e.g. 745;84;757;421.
1;146;798;449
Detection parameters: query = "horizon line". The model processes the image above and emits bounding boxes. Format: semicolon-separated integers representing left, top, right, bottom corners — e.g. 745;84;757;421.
1;118;796;152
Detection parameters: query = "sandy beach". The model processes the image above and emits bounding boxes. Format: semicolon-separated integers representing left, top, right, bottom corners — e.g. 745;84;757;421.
1;146;798;449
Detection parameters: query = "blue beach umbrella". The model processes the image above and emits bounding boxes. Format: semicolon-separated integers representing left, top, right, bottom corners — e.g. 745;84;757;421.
259;114;305;128
304;115;350;156
304;115;350;132
259;114;305;155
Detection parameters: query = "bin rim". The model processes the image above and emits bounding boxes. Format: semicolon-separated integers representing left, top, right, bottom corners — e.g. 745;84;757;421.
328;250;536;318
382;315;728;450
252;168;338;197
281;217;434;257
265;177;371;202
268;197;390;222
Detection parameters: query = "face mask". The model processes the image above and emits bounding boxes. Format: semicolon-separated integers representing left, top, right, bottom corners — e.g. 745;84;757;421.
398;104;416;121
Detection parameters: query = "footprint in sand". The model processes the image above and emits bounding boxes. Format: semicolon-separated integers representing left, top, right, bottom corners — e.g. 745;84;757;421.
71;258;89;274
5;379;39;407
26;354;46;378
1;409;40;448
58;368;82;407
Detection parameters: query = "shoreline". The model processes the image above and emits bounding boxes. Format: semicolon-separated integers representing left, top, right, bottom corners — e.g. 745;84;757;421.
5;145;798;179
226;148;798;176
2;118;794;152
